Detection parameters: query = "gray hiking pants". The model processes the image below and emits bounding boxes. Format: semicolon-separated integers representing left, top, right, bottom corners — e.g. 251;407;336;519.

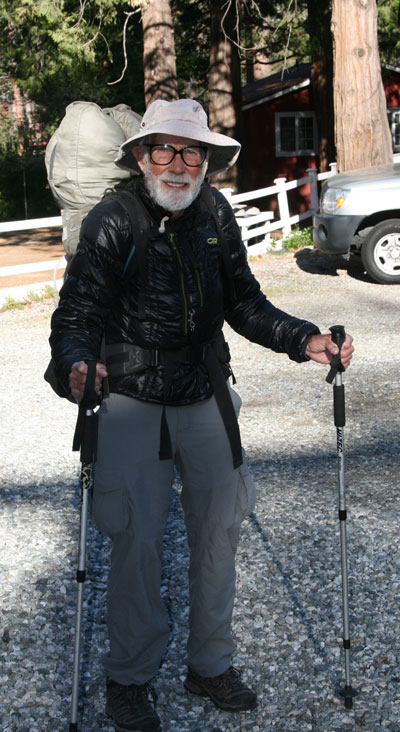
91;388;256;685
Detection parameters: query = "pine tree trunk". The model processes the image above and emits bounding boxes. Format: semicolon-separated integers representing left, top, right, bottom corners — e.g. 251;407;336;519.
141;0;178;106
208;0;245;191
331;0;392;172
12;80;25;155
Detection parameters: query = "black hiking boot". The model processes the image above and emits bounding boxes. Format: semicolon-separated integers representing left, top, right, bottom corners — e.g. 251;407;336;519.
106;677;162;732
184;665;257;712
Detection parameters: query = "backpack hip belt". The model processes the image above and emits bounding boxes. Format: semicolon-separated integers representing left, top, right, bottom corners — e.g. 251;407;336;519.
104;331;242;469
105;331;231;377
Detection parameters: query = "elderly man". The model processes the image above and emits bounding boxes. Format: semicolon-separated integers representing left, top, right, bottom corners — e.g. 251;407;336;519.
50;98;353;732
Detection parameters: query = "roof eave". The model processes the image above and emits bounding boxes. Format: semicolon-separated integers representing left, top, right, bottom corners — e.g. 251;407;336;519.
242;79;310;112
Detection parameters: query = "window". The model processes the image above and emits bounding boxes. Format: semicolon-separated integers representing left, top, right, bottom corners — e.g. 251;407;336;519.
387;109;400;152
275;112;317;156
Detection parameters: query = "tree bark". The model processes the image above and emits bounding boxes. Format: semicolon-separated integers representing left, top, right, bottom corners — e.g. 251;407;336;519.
12;79;25;155
331;0;392;172
141;0;179;106
208;0;245;191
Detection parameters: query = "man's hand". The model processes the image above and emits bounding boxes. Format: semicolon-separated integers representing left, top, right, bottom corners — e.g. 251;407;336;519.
305;333;354;368
69;361;108;403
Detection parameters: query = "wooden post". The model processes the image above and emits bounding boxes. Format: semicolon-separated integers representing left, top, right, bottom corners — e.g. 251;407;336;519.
307;167;319;212
274;177;291;235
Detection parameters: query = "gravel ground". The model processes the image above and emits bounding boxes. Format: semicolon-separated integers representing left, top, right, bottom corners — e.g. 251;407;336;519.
1;248;399;732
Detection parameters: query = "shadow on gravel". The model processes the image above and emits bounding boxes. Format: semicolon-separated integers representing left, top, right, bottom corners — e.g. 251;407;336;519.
3;429;399;728
248;511;336;666
293;247;376;284
248;434;400;507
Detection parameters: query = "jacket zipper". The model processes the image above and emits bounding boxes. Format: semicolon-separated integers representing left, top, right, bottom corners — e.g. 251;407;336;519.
195;268;204;307
170;233;188;336
170;232;204;336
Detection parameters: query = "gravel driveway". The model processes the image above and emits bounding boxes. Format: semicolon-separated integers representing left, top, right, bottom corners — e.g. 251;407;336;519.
0;249;399;732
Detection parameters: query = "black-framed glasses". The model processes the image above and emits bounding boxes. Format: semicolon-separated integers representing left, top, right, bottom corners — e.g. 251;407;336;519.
145;144;207;167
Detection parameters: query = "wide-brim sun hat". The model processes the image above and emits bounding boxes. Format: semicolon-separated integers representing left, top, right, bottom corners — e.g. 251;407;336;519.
115;98;241;177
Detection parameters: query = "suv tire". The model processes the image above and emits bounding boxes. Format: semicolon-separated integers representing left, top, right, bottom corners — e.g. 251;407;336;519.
361;219;400;284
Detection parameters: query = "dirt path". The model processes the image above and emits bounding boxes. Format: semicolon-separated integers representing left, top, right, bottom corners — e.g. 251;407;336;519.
0;228;65;287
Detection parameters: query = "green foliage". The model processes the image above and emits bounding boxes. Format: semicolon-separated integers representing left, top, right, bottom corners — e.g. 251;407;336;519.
1;296;25;311
0;284;55;312
279;226;314;251
377;0;400;66
172;0;210;101
239;1;311;77
0;0;146;219
0;0;145;129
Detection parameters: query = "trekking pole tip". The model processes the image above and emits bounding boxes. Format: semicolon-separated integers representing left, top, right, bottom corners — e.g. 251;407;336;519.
338;684;358;709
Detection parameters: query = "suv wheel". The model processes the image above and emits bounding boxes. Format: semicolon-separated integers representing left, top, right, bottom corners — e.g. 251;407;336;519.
361;219;400;284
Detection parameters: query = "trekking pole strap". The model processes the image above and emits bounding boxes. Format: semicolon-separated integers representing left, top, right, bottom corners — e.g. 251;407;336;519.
72;360;99;457
204;346;243;469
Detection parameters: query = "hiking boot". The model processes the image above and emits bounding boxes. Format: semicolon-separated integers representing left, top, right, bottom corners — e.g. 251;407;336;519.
184;665;257;712
106;677;162;732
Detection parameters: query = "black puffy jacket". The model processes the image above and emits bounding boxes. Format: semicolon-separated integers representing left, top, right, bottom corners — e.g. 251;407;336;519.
50;178;320;404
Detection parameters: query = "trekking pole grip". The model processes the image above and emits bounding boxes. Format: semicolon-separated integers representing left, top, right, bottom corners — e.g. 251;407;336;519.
329;325;346;427
329;325;346;369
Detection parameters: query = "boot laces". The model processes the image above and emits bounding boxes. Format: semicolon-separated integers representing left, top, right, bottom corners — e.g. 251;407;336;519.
125;682;158;708
213;666;242;692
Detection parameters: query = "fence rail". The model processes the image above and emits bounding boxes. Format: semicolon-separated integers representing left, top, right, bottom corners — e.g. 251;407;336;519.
0;165;337;304
220;163;337;253
0;215;62;234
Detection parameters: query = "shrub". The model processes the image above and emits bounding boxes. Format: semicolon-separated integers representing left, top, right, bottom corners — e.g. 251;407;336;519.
281;226;314;251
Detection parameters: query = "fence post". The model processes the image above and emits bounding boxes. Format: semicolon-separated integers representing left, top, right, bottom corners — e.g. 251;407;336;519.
274;177;291;235
307;167;319;212
329;162;337;174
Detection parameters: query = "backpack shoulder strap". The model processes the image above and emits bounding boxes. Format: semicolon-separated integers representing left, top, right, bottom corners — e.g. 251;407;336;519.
199;184;237;305
111;188;149;280
112;186;152;319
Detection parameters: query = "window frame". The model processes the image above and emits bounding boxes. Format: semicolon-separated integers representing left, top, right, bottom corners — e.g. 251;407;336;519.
275;111;318;157
387;108;400;152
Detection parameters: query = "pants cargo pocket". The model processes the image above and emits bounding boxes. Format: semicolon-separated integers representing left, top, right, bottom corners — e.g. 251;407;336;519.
235;453;257;523
91;468;129;536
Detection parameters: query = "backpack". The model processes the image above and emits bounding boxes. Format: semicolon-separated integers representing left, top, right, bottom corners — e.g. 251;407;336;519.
45;101;142;257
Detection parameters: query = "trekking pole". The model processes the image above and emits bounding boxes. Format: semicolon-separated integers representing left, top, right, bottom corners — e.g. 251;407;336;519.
326;326;358;710
69;361;99;732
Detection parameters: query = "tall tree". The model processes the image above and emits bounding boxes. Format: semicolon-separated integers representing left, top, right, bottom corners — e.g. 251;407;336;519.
331;0;392;172
141;0;178;106
208;0;245;191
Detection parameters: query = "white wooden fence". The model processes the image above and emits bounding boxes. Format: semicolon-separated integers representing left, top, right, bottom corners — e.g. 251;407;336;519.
220;163;337;255
0;165;337;305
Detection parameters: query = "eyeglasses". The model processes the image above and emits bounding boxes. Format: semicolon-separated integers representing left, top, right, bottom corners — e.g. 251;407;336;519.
145;144;207;167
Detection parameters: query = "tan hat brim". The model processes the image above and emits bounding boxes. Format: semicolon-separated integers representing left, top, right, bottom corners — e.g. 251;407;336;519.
115;121;241;176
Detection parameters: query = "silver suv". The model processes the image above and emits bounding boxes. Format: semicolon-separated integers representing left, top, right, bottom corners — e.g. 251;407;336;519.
313;163;400;284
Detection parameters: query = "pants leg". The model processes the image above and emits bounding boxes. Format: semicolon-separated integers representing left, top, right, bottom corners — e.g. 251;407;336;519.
175;391;247;677
92;394;175;685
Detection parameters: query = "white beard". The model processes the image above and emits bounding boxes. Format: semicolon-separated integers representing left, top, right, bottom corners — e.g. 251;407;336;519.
143;157;207;212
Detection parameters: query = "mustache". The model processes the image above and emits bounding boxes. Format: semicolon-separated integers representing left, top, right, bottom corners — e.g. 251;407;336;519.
158;172;193;184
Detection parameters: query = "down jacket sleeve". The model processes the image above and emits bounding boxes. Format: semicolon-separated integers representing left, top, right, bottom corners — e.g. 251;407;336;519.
49;197;133;384
212;188;321;362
